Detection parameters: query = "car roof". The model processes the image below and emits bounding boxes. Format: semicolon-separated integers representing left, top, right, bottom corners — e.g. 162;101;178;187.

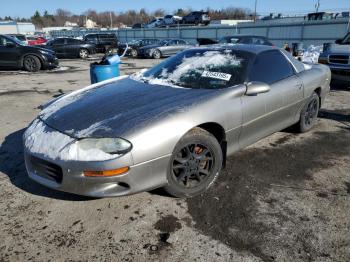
193;44;278;55
222;34;268;39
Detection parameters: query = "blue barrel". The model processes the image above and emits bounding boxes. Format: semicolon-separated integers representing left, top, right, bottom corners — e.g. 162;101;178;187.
90;63;120;84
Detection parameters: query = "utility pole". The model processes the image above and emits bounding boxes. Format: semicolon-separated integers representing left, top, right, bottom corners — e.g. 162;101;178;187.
109;12;113;28
315;0;320;12
254;0;258;22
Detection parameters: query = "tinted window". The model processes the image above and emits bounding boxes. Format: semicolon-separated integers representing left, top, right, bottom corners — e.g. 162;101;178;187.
0;36;15;46
53;39;65;45
85;35;96;41
99;34;115;39
249;50;294;84
252;37;266;45
66;38;81;44
239;37;252;44
178;40;187;45
280;50;305;72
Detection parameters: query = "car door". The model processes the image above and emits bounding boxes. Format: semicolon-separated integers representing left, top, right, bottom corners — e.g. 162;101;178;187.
0;36;21;67
65;38;80;57
239;50;303;148
175;40;190;53
165;40;180;55
51;38;66;57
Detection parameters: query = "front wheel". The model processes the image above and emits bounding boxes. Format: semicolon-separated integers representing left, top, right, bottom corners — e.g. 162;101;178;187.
297;92;320;132
152;49;161;59
164;128;223;198
23;55;41;72
79;48;89;59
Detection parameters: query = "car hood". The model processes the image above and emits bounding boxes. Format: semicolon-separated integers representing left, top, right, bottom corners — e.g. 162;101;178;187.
39;77;219;139
24;45;55;53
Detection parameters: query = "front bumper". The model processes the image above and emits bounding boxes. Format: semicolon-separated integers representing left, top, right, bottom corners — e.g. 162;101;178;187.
24;151;170;197
23;120;170;197
42;54;59;69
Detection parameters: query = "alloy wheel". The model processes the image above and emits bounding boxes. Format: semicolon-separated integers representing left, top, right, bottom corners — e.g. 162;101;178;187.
171;143;214;188
304;98;318;127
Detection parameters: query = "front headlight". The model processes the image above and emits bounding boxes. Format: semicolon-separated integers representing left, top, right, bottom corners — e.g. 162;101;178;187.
77;138;132;155
40;49;52;55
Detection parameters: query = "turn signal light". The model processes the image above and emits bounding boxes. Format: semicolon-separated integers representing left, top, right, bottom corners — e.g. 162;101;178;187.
84;166;129;177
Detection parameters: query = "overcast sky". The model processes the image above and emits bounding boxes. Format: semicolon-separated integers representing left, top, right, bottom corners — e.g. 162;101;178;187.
1;0;349;18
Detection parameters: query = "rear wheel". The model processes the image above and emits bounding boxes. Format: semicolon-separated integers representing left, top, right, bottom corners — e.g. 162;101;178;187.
164;128;223;198
152;49;161;59
297;92;320;132
79;48;89;59
23;55;41;72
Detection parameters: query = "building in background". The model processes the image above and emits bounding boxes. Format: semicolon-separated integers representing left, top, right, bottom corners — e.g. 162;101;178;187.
0;21;35;34
85;19;97;29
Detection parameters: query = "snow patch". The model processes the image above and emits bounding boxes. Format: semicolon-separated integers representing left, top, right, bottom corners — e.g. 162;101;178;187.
24;119;119;161
40;75;128;120
302;45;323;64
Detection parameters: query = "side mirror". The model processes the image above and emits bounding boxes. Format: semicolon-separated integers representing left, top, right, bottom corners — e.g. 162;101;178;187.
335;39;342;44
245;81;270;96
6;42;16;48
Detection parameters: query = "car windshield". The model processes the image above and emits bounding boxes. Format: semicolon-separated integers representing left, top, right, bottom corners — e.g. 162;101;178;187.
159;40;169;45
343;33;350;44
133;49;252;89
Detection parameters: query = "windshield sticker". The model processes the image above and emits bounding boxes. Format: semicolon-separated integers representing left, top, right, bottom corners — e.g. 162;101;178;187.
202;71;232;81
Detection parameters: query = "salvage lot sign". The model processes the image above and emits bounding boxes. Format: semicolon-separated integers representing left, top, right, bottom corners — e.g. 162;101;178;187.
202;71;232;81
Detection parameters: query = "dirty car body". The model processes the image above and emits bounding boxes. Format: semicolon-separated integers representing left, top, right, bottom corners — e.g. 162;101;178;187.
23;45;331;197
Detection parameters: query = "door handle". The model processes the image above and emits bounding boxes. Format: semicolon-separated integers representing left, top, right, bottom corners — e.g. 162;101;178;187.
295;84;303;89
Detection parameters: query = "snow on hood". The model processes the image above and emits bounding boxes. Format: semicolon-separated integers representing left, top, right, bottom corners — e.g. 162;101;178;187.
24;118;119;161
40;77;219;139
40;75;128;121
302;45;323;64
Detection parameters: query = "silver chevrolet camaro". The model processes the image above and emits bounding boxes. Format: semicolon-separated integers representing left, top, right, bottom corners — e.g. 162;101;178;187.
23;45;331;198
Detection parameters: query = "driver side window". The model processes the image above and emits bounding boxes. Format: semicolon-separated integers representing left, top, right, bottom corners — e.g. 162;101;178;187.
249;50;295;85
0;36;14;46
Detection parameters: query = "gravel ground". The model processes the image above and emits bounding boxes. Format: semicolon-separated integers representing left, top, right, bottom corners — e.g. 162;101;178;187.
0;57;349;262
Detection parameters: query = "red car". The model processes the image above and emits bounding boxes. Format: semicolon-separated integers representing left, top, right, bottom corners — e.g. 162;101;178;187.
27;36;47;46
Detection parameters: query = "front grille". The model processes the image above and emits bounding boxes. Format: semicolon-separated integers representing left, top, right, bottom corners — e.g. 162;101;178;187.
29;156;63;183
329;55;349;65
332;69;350;77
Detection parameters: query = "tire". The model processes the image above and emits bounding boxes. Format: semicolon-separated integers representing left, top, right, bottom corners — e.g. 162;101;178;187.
130;48;138;58
152;49;162;59
23;55;41;72
164;127;223;198
79;48;89;59
297;92;320;132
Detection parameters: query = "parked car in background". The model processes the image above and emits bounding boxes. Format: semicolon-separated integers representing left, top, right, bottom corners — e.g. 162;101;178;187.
132;23;145;29
118;39;160;57
0;34;58;72
27;36;47;46
42;38;96;59
318;32;350;81
182;11;210;25
83;33;119;53
138;39;192;58
23;45;331;198
6;34;28;45
197;35;274;46
163;15;182;25
145;17;164;28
